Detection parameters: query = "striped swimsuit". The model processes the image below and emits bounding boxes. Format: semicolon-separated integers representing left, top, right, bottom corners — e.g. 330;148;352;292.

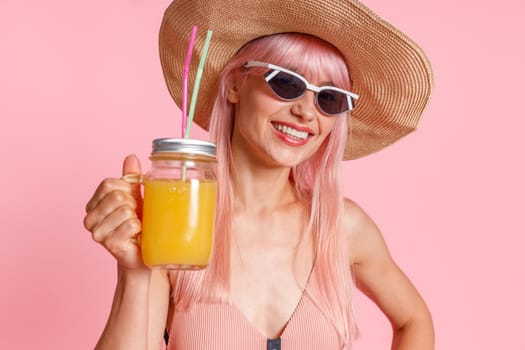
167;291;342;349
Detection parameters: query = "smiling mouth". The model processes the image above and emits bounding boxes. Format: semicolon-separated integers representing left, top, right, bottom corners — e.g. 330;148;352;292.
271;122;310;141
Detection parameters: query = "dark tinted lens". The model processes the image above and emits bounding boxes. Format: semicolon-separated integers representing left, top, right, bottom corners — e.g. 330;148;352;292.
317;89;349;115
265;71;306;100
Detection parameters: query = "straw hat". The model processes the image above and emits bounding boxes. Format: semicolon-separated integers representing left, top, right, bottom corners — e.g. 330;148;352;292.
159;0;433;160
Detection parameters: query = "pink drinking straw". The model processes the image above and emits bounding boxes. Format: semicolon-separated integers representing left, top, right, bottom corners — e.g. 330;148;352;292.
181;26;198;138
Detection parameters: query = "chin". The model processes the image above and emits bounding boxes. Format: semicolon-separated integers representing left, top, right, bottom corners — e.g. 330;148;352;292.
270;150;314;168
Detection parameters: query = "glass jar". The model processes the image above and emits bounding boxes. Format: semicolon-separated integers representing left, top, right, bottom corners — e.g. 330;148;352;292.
140;138;217;269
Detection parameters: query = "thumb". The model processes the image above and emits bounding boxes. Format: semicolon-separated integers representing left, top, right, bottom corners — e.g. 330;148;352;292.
122;154;143;217
122;154;142;177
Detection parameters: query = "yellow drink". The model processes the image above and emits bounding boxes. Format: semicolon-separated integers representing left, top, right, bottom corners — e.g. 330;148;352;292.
141;178;217;269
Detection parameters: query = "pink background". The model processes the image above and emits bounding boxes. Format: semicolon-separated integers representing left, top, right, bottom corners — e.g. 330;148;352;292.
1;0;524;348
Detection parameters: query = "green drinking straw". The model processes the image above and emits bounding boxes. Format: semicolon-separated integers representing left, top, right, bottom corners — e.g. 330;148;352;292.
184;29;213;139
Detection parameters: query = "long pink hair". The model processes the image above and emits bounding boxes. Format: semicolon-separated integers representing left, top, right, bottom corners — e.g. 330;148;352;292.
170;33;357;347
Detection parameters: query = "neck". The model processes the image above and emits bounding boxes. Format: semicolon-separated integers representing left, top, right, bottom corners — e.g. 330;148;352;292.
230;150;297;215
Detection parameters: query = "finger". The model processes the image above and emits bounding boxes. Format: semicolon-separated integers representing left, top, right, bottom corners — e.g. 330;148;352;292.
121;154;144;217
105;216;142;254
84;190;137;231
122;154;142;177
85;155;142;214
85;178;134;213
90;204;138;244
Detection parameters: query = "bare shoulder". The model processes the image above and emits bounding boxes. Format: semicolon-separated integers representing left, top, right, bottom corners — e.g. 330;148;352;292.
342;198;376;232
342;199;434;343
342;198;390;265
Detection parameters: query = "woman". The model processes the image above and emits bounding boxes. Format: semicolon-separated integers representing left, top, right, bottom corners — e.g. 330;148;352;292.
83;0;434;349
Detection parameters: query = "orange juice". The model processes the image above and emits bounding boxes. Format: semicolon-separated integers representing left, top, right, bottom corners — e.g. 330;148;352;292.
141;178;217;269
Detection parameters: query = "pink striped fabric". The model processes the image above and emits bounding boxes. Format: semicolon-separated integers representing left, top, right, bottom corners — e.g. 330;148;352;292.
167;292;342;349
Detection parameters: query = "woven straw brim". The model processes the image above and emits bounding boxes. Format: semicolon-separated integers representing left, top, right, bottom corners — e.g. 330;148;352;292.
159;0;433;160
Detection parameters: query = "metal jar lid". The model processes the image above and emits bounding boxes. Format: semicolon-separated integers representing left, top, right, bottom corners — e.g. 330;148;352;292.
152;138;216;158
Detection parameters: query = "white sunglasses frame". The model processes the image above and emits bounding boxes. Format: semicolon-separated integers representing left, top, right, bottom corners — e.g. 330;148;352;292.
244;60;359;115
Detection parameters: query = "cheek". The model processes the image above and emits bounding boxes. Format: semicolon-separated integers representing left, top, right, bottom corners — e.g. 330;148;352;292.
236;86;280;124
233;91;271;136
319;117;338;136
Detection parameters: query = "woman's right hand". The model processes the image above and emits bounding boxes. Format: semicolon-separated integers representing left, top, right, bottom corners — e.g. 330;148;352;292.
83;155;147;270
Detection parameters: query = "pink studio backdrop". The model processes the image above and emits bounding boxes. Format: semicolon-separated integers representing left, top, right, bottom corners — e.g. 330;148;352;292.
1;0;523;349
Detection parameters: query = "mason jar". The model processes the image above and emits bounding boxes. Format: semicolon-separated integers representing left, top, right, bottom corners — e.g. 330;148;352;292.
137;138;217;269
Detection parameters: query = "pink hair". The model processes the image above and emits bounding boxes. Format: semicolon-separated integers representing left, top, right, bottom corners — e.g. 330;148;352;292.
170;33;357;347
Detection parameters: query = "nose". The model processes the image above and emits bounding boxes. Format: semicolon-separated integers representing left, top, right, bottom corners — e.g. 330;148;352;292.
290;90;317;121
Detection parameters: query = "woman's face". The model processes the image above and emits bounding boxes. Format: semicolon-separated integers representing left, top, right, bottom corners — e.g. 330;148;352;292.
228;65;340;168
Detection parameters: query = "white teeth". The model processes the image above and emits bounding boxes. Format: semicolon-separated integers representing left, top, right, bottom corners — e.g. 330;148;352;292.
273;123;309;140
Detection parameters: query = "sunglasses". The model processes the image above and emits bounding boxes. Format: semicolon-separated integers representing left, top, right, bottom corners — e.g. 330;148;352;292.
244;60;359;116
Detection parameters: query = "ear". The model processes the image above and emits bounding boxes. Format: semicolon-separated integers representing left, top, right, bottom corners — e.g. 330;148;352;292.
226;75;241;104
